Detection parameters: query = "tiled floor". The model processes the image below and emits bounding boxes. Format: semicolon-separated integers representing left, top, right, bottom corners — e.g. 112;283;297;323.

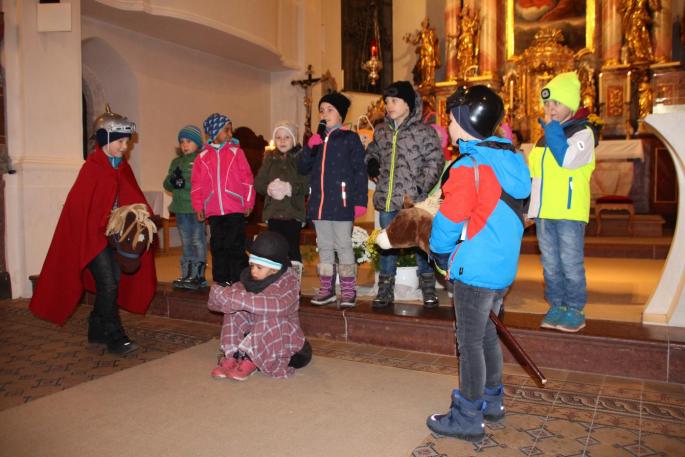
2;299;684;456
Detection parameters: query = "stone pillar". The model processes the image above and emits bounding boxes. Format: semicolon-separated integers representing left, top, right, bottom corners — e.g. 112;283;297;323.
602;0;622;64
444;0;459;80
476;0;498;75
3;0;84;297
653;0;673;62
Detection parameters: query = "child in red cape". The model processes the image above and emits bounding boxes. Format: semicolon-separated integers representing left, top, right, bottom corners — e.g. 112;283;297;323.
29;106;156;355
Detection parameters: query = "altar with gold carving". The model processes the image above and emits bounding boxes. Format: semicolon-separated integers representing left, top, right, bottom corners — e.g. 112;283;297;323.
355;0;683;228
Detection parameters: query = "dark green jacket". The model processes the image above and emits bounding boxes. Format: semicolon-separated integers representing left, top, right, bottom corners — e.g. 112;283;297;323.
255;146;309;222
163;151;198;214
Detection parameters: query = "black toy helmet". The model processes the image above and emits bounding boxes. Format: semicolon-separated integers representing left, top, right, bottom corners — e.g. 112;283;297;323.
446;85;504;139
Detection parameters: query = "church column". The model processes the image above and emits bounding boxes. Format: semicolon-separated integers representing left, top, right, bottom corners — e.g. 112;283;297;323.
3;0;83;297
653;0;673;62
474;0;497;75
602;0;622;64
444;0;459;80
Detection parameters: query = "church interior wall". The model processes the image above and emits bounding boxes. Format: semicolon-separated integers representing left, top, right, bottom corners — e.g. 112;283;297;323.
81;16;272;192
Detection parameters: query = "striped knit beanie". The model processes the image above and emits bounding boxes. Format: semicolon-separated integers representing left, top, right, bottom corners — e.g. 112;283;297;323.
177;125;203;149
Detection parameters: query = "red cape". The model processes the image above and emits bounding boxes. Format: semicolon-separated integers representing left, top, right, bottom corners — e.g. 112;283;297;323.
29;148;157;325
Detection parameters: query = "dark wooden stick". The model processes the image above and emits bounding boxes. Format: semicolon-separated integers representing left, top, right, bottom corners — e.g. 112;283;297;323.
490;311;547;387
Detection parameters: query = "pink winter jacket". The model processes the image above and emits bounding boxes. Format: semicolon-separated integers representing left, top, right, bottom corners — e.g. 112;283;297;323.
191;143;255;217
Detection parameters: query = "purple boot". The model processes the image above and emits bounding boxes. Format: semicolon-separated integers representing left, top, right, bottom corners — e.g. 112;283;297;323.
338;264;357;308
311;264;337;306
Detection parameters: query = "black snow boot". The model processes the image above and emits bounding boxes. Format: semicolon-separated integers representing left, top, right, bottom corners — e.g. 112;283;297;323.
173;260;192;289
419;272;439;309
372;274;395;309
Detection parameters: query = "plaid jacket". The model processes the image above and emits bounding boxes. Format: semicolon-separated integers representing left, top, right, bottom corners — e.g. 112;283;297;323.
208;268;304;378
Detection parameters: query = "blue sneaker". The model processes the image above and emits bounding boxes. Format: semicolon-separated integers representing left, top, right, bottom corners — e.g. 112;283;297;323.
426;389;485;442
540;306;567;329
556;308;586;333
483;384;505;422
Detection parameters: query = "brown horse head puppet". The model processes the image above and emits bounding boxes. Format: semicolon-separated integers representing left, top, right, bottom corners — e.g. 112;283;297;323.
374;193;441;254
106;204;157;274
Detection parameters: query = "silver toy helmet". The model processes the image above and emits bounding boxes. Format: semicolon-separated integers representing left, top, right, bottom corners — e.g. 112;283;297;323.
92;104;136;136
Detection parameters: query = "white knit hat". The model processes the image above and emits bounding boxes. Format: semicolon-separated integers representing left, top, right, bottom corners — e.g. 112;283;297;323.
272;121;298;146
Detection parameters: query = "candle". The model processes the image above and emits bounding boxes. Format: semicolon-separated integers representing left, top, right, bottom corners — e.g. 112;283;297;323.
371;38;378;58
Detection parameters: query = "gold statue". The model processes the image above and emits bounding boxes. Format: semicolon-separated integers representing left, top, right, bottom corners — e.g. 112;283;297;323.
620;0;662;64
637;74;653;119
455;6;480;79
576;50;597;113
403;17;441;89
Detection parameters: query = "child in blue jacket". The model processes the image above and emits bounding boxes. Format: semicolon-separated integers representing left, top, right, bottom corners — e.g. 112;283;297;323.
427;86;531;442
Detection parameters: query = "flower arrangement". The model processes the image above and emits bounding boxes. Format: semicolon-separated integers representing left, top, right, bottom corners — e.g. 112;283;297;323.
352;226;373;264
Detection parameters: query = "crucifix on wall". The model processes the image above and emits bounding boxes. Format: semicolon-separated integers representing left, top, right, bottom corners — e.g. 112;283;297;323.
291;65;335;140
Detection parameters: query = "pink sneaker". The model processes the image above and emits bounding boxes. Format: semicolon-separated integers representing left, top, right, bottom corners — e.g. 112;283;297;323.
227;358;258;381
210;356;239;379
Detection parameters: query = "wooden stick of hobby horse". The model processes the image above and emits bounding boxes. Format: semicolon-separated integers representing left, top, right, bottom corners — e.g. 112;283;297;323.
489;311;547;386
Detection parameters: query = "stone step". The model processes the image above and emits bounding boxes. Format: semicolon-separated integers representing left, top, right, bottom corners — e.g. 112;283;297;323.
143;283;685;385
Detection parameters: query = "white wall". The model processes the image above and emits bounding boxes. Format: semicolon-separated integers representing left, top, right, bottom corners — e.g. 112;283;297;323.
82;17;272;192
3;0;84;297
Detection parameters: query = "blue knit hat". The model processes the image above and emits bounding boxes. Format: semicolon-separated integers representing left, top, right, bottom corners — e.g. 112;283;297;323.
178;125;203;149
203;113;230;142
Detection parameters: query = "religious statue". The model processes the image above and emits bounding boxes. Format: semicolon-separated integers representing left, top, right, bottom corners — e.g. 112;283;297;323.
455;6;480;79
576;51;597;113
619;0;662;64
403;17;441;89
637;74;653;119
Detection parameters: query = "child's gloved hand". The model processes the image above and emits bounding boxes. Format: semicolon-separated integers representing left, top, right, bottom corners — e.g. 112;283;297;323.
354;206;367;219
367;158;380;179
170;166;185;189
429;251;450;278
307;134;323;149
267;178;290;200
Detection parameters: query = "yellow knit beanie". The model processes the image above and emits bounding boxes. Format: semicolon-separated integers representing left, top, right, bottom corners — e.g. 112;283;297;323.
540;72;581;112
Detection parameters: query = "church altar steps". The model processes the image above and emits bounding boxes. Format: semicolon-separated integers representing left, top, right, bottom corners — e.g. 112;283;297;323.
142;284;685;385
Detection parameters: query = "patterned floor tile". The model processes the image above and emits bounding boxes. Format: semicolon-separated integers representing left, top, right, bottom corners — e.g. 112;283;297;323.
0;300;214;411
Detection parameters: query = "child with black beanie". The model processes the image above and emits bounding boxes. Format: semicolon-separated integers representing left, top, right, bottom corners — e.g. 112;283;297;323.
208;231;311;380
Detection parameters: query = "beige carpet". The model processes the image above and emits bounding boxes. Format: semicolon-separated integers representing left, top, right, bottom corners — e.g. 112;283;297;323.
0;340;456;457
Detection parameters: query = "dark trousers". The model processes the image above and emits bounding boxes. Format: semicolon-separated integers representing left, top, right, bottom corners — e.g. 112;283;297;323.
267;219;302;262
87;247;121;326
208;213;247;283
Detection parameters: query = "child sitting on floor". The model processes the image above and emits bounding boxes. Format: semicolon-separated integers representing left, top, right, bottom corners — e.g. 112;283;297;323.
207;231;312;380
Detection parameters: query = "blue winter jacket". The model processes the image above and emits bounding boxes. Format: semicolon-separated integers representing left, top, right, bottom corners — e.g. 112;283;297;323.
430;137;531;289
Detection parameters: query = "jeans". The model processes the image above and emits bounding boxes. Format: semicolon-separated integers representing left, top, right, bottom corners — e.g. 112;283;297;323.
208;213;247;283
87;247;121;323
536;218;587;311
175;212;207;266
453;280;506;402
378;210;432;276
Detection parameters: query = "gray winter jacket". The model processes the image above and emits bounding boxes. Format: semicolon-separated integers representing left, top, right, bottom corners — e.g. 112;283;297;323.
365;92;443;212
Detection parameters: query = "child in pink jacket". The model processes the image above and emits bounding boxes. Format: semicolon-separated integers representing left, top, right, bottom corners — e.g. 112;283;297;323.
191;113;255;285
